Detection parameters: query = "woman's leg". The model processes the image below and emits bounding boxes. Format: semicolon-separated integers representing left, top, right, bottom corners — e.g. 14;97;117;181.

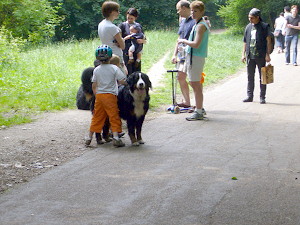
190;81;203;110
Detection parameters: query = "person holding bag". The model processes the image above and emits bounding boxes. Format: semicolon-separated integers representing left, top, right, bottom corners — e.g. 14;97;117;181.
241;8;272;104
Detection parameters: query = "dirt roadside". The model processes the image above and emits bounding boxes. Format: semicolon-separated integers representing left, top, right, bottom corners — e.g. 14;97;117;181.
0;44;175;194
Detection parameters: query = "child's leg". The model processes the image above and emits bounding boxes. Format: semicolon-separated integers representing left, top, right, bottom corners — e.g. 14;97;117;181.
128;50;134;59
87;94;108;145
128;45;135;64
102;94;125;147
135;51;142;68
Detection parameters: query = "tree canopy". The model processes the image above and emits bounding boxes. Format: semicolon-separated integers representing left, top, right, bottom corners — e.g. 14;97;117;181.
218;0;300;34
0;0;300;44
0;0;62;43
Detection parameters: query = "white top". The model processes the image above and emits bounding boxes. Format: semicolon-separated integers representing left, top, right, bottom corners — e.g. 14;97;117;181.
275;16;286;31
98;19;123;60
284;12;292;18
92;64;126;95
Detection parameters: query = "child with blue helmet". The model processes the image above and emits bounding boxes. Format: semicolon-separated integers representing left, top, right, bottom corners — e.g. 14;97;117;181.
85;45;126;147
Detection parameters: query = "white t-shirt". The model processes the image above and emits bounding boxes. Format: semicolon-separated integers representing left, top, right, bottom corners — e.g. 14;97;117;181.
284;12;292;18
92;64;126;95
275;16;286;31
98;19;123;60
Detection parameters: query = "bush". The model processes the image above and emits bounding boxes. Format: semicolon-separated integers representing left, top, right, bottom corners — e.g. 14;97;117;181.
0;26;25;68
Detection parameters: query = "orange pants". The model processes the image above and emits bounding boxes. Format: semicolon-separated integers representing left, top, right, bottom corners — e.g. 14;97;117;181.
90;93;122;133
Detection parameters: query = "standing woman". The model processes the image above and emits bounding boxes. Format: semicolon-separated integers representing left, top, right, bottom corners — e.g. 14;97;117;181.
119;8;146;74
274;12;286;53
178;1;209;121
98;1;128;75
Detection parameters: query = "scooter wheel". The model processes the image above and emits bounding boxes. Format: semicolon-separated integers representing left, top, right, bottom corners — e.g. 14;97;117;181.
174;106;180;114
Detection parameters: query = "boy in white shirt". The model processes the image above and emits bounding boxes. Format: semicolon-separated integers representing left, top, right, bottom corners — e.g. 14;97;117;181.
85;45;126;147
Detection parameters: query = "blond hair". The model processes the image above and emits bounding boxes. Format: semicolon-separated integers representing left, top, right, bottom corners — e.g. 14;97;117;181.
110;54;121;67
190;1;205;12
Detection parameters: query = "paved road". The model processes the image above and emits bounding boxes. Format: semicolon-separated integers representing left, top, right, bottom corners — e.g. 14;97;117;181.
1;50;300;225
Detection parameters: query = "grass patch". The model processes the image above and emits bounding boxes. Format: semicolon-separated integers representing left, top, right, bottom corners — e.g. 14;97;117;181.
0;31;243;127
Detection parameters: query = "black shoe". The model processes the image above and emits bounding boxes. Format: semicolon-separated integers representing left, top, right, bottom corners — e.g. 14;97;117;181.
260;98;266;104
243;97;253;102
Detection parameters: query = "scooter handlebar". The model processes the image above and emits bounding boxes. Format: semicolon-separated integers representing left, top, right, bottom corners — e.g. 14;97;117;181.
167;69;179;73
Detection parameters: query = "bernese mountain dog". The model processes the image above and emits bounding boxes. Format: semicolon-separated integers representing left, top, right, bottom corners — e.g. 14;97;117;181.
118;72;152;146
76;66;95;110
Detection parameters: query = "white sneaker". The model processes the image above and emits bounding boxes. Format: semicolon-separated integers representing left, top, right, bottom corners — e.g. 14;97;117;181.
186;111;204;121
85;137;92;146
113;138;125;147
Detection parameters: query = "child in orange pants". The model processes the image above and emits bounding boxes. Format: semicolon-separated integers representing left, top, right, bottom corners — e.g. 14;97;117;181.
85;45;126;147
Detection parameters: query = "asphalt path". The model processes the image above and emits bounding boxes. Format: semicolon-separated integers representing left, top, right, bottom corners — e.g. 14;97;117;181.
1;48;300;225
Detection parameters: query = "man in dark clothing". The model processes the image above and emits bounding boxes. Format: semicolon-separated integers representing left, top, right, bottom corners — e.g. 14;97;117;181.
241;8;272;104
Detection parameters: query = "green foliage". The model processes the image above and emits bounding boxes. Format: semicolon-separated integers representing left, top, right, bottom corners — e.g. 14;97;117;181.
51;0;104;41
218;0;257;34
51;0;225;41
205;0;226;29
119;0;178;30
0;0;62;43
0;26;25;68
218;0;300;34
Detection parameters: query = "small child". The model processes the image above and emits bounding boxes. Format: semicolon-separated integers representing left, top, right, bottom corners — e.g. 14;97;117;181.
110;54;121;68
85;45;126;147
94;54;121;145
124;24;144;68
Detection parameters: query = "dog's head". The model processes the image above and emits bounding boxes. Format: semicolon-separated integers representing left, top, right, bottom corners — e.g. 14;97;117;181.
127;72;152;95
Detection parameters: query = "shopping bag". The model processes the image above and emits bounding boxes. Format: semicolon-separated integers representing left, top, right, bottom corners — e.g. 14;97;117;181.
261;63;274;84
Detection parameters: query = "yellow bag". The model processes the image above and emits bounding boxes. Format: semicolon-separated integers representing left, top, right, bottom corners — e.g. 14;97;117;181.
261;63;274;84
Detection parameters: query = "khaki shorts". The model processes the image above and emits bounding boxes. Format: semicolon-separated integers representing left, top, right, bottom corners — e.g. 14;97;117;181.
176;60;187;73
184;54;205;82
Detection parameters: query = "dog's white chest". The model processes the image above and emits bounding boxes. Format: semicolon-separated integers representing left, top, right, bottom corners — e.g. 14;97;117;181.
132;95;145;118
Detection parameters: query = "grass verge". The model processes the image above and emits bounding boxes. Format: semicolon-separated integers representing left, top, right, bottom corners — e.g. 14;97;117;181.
0;31;243;127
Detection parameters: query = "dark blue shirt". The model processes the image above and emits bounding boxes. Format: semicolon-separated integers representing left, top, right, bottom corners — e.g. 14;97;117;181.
178;16;196;40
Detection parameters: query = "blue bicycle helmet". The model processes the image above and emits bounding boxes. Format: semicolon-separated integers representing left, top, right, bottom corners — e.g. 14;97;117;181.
95;45;113;61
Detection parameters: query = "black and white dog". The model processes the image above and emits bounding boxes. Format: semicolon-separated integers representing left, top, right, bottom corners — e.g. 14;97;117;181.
118;72;152;146
76;60;101;110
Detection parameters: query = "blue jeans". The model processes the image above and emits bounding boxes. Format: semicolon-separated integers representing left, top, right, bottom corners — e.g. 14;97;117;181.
285;35;299;64
275;31;284;49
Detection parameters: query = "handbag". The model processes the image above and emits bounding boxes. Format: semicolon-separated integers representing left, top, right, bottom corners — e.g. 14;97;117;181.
274;30;281;37
261;63;274;84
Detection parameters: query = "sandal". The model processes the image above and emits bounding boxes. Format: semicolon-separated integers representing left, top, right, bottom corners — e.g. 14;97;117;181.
177;103;191;108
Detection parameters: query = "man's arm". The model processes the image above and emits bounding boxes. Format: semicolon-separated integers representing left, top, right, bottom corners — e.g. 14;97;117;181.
241;42;246;63
92;82;97;96
265;36;271;62
287;21;300;30
172;36;180;64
